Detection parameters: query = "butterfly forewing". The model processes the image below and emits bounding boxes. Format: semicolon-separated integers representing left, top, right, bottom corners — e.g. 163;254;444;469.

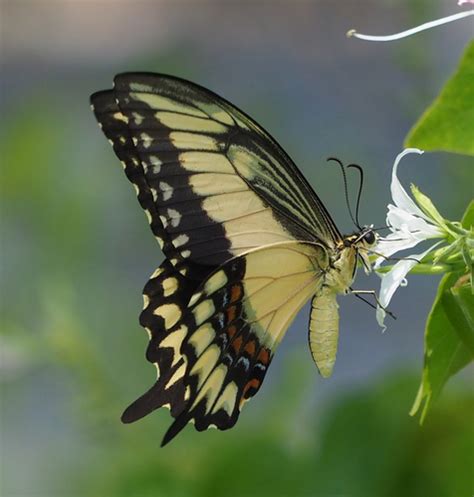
110;73;342;263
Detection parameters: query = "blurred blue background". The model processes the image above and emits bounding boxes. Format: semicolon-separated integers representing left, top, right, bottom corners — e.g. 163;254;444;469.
1;1;473;496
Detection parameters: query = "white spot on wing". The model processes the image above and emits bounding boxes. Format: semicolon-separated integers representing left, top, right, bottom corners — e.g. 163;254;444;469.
167;208;181;227
189;323;215;356
141;133;153;148
159;182;173;201
173;234;189;248
157;112;227;133
205;270;228;294
189;291;202;307
132;111;144;125
151;267;164;278
159;215;168;228
149;155;162;174
112;112;128;123
144;210;153;224
193;299;215;326
153;303;182;329
169;132;218;151
162;277;179;297
237;356;250;370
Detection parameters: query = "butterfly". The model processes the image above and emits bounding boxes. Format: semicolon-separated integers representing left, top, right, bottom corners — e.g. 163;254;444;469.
90;73;378;446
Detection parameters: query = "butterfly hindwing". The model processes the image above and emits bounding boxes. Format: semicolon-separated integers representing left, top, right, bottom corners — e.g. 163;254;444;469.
122;258;216;423
161;241;326;445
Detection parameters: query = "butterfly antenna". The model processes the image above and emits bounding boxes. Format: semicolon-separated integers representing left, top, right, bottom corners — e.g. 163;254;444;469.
326;157;359;229
347;163;364;229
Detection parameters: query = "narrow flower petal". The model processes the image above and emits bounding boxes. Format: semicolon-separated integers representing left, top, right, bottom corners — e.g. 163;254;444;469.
391;149;428;220
347;10;474;42
376;244;439;327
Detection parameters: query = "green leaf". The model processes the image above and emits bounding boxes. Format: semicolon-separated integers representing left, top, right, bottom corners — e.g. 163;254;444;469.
461;200;474;291
405;40;474;156
450;278;474;353
461;200;474;229
410;272;473;422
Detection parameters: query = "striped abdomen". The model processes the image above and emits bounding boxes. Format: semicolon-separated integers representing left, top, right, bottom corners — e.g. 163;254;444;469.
308;286;339;378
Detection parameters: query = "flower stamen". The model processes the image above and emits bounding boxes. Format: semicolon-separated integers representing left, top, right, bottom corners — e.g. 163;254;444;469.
347;10;474;42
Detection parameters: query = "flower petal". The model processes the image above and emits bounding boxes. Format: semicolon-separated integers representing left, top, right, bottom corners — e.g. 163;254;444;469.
386;205;443;238
376;244;438;327
374;234;424;267
391;149;429;221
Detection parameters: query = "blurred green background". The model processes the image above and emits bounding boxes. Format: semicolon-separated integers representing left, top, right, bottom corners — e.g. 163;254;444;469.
1;1;473;496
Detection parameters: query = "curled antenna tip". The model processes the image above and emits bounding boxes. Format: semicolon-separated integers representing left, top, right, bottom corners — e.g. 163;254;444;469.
346;29;357;38
326;156;360;229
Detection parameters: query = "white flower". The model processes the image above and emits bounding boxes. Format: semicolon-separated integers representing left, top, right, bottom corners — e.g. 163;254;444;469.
374;149;446;328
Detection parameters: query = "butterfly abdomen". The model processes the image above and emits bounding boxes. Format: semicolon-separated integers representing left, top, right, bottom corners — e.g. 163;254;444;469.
308;287;339;378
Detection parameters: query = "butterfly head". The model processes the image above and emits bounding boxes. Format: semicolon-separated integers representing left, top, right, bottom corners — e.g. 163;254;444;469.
359;226;377;248
344;226;377;246
343;225;378;273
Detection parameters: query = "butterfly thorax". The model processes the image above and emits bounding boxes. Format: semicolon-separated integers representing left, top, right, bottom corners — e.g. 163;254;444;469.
323;245;358;295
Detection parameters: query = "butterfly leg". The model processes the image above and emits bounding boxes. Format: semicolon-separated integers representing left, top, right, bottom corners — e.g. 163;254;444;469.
349;289;397;320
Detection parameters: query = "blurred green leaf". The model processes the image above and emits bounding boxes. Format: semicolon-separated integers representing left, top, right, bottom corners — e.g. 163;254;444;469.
461;200;474;229
461;200;474;291
410;272;473;422
450;278;474;350
80;372;474;497
405;40;474;156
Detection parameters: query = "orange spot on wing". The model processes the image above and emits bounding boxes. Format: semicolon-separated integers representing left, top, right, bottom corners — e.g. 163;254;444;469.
230;284;242;303
232;335;243;353
242;378;260;399
257;347;270;365
226;305;237;322
244;340;256;356
227;325;237;339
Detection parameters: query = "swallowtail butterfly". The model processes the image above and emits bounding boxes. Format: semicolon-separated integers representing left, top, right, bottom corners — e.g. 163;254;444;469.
90;73;378;445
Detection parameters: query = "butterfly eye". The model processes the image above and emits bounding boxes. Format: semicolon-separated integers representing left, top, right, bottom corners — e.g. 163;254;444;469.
363;231;376;245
